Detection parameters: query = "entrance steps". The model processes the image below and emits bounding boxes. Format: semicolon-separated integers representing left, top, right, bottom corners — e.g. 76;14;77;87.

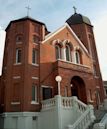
88;105;107;129
41;96;95;129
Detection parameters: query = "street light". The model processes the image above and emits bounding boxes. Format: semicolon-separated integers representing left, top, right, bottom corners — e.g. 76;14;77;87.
55;75;62;95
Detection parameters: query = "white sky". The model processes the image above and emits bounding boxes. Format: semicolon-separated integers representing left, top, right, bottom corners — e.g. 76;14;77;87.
0;28;5;75
94;15;107;80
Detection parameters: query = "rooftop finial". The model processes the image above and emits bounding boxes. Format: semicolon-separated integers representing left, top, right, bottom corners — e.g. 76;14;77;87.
73;6;77;14
26;5;31;17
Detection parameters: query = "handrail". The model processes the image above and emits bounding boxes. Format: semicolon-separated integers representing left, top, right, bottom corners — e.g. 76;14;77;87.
67;108;91;129
67;97;95;129
41;96;95;129
75;99;87;108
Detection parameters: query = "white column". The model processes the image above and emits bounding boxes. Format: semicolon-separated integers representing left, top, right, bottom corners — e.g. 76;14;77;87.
55;95;62;129
61;47;66;61
42;25;45;40
58;81;61;95
72;51;76;63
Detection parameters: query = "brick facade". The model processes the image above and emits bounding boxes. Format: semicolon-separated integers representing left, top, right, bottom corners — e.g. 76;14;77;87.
0;14;105;113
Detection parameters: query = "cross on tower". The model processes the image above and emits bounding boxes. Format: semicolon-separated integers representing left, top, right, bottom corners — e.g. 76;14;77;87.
73;6;77;14
26;6;31;17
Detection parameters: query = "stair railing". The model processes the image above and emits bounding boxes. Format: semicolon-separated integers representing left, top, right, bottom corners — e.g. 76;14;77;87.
66;97;95;129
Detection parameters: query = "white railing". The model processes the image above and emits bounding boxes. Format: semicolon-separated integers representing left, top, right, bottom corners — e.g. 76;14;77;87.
41;96;95;129
93;114;107;129
42;98;55;110
72;97;87;113
42;96;74;110
62;97;73;108
67;108;91;129
67;97;95;129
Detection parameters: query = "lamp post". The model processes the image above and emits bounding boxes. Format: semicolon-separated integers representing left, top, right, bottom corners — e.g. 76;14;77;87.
55;76;62;95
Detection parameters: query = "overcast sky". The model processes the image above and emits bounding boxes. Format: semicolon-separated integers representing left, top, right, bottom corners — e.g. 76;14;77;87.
0;0;107;80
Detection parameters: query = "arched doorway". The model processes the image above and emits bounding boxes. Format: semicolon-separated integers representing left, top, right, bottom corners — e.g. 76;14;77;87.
71;76;87;103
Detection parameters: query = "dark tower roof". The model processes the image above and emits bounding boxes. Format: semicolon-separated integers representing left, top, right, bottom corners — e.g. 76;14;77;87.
66;13;92;26
5;16;47;31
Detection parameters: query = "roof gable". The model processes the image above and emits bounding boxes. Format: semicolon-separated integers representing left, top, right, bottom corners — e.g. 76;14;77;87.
42;23;89;56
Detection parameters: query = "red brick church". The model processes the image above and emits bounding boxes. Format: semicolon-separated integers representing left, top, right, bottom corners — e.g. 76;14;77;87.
0;10;105;115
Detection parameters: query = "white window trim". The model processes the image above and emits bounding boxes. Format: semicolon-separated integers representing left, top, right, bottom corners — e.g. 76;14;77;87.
32;49;38;65
14;63;22;65
16;41;22;44
33;42;39;45
32;85;38;103
65;45;71;61
41;85;53;88
13;76;21;79
32;77;39;80
32;63;39;66
57;59;90;68
94;76;99;79
31;101;39;105
11;102;20;105
55;45;61;59
41;85;53;100
16;49;21;64
75;51;80;64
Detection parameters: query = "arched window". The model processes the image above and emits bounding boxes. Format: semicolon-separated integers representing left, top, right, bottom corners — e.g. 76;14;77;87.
33;35;40;43
16;35;23;43
65;45;71;61
55;45;61;59
75;51;81;64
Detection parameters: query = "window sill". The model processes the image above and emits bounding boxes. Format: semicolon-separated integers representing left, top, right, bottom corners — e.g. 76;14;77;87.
57;59;90;68
14;63;22;65
32;77;39;80
11;102;20;105
94;76;99;79
31;101;39;105
13;76;21;79
88;100;94;103
16;42;22;44
33;42;39;45
32;63;39;66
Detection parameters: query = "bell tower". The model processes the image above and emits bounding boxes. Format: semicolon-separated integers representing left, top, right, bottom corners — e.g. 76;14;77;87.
66;9;105;104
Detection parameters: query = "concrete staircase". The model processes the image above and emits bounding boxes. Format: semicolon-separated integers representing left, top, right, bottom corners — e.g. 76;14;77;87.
88;105;107;129
41;96;95;129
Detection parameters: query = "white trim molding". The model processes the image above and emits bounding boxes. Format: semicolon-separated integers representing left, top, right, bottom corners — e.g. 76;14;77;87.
57;59;90;69
13;63;22;65
32;63;39;67
11;102;20;105
2;112;40;117
41;85;53;88
32;77;39;80
42;23;89;57
13;76;21;79
31;101;39;105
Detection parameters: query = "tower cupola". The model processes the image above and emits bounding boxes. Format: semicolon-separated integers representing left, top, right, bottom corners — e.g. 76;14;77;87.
66;13;92;26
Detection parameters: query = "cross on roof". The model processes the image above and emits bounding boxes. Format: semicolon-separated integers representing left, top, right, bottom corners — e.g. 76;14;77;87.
26;6;31;17
73;6;77;14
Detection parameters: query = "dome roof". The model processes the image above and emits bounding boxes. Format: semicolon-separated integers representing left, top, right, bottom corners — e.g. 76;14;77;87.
66;13;92;26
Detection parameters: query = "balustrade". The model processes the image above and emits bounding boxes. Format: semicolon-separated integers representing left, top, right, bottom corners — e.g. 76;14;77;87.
41;95;95;129
67;108;92;129
62;97;73;108
42;98;55;110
